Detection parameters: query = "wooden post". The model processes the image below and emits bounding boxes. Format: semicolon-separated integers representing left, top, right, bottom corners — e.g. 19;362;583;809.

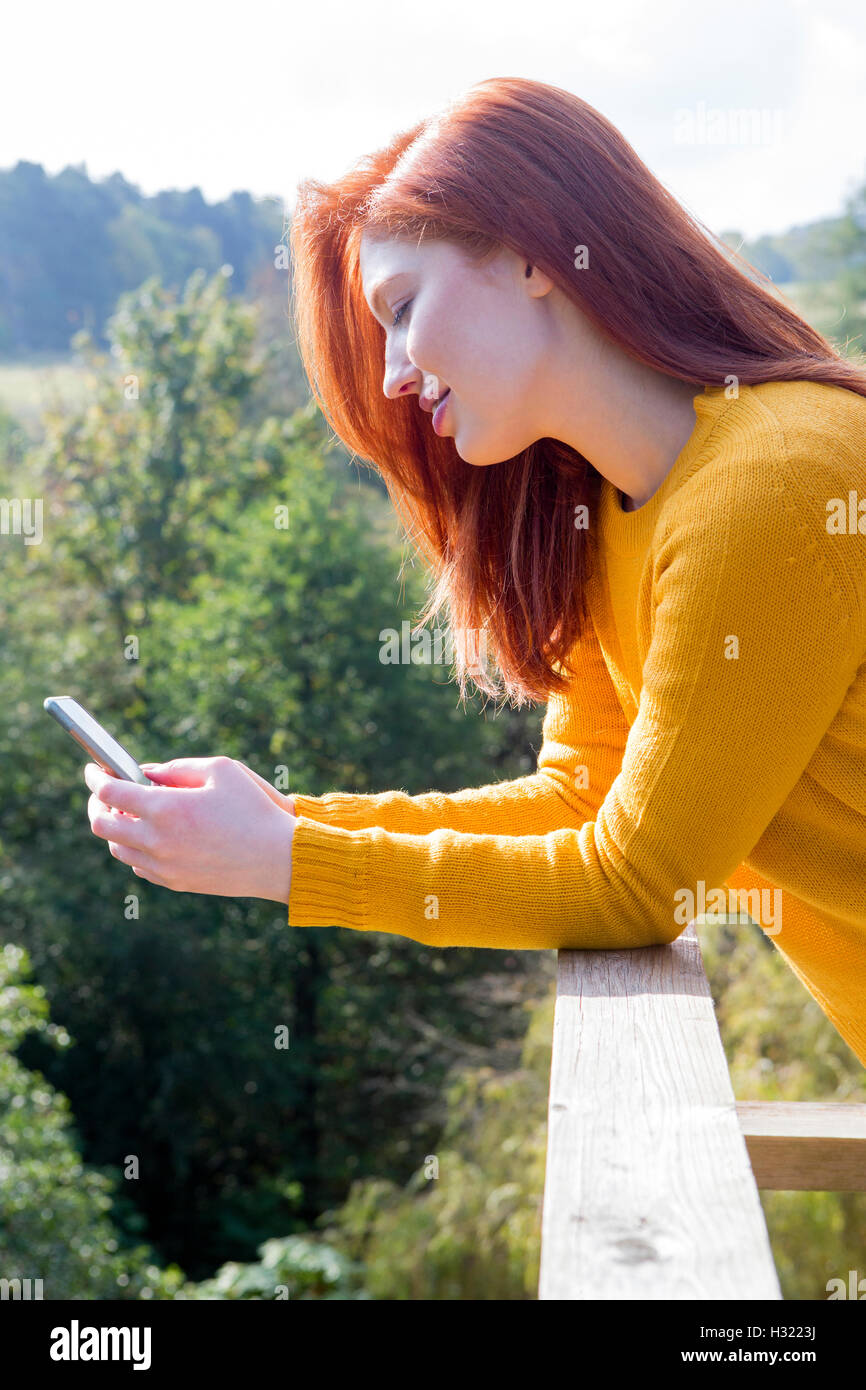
538;922;782;1299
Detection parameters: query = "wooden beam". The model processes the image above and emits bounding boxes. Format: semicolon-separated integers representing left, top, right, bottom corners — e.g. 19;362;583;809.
538;922;782;1299
736;1102;866;1191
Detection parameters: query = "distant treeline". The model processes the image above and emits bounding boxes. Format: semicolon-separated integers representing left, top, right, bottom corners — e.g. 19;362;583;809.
0;160;284;355
0;158;864;359
720;214;865;288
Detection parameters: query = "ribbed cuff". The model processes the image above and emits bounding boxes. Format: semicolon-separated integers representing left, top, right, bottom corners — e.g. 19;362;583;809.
292;791;372;828
288;816;371;929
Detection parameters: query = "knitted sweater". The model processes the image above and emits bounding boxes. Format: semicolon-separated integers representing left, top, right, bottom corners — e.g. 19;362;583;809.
289;380;866;1067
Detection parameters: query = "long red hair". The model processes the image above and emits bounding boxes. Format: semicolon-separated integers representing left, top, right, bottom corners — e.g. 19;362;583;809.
289;76;866;706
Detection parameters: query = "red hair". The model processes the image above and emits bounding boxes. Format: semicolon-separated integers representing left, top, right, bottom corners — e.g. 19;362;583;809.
289;76;866;707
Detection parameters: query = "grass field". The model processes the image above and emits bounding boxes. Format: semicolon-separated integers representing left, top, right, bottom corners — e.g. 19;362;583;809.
0;356;91;436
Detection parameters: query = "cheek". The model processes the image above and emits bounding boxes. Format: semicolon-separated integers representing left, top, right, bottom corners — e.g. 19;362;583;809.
468;299;529;382
438;322;500;404
427;290;532;420
461;344;528;422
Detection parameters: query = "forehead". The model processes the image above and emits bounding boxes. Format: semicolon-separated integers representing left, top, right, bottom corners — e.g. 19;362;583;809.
359;231;428;285
358;231;507;303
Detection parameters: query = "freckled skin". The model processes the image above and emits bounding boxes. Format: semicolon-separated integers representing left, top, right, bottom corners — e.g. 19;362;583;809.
358;229;700;505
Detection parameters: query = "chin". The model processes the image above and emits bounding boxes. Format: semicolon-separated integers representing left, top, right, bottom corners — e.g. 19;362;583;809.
456;414;540;465
453;431;512;468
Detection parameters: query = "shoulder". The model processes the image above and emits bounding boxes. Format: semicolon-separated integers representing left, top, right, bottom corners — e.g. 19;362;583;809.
682;378;866;486
741;377;866;480
656;379;866;630
664;378;866;529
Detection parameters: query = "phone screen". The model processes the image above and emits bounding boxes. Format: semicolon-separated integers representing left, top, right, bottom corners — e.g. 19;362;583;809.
44;696;155;785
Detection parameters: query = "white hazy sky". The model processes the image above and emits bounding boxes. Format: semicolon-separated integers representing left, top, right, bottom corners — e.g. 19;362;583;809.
3;0;865;241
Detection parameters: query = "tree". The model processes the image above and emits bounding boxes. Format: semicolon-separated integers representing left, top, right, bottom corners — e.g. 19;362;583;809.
2;268;548;1277
0;943;185;1299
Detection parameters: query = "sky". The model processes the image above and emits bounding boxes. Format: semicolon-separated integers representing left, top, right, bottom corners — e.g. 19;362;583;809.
3;0;865;241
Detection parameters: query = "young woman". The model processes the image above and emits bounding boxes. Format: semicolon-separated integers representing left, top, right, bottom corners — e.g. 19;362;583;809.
85;77;866;1066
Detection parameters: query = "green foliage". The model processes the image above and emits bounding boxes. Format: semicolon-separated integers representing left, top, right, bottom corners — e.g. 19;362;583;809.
699;916;866;1300
0;266;547;1282
0;401;29;477
734;209;864;287
723;186;866;365
270;983;555;1300
179;1235;369;1300
0;161;283;355
0;942;186;1299
826;183;866;360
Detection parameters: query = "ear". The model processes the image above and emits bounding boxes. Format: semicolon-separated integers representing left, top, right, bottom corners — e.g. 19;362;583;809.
523;262;555;299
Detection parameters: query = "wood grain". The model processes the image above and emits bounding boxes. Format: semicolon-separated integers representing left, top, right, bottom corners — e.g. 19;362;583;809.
737;1102;866;1191
538;923;782;1299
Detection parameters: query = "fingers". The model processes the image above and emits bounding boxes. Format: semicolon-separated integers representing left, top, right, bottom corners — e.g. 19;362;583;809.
88;791;157;856
134;757;220;788
111;842;167;883
130;863;169;886
139;766;174;785
83;763;152;814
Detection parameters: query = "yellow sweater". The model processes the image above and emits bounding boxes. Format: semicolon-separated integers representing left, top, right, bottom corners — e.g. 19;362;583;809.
289;380;866;1068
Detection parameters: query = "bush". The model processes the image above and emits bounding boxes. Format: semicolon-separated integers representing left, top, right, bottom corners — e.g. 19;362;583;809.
0;942;185;1300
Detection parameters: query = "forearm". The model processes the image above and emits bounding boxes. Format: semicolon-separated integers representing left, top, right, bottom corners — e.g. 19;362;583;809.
291;769;589;837
287;813;680;949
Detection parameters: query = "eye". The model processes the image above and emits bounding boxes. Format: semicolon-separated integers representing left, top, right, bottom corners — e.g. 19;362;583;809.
391;298;412;328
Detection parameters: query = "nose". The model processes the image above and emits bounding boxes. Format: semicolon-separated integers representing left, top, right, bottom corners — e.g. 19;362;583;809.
384;363;443;416
383;354;423;404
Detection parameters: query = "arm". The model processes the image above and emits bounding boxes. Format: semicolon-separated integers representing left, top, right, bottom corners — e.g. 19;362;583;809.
287;452;865;949
292;614;630;836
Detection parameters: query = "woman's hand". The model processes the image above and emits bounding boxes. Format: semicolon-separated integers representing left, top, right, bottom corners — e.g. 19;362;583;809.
84;756;296;904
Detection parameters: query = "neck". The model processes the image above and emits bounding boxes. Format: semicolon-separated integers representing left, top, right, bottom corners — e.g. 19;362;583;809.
541;334;701;510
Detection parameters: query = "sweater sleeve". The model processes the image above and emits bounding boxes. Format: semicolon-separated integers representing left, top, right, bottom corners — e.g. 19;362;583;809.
291;611;630;836
288;454;865;949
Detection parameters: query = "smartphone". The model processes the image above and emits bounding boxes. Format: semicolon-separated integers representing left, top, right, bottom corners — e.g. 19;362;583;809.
44;696;156;786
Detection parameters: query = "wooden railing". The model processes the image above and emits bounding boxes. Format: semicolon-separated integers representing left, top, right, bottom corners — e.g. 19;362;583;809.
538;921;866;1300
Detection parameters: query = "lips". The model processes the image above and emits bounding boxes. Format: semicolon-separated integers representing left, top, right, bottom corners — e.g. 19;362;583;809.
432;389;451;435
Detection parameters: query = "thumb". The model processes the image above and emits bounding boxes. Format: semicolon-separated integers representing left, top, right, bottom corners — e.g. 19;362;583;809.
138;758;212;787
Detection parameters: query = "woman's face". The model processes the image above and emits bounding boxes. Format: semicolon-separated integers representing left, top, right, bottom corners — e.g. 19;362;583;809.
359;229;560;466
